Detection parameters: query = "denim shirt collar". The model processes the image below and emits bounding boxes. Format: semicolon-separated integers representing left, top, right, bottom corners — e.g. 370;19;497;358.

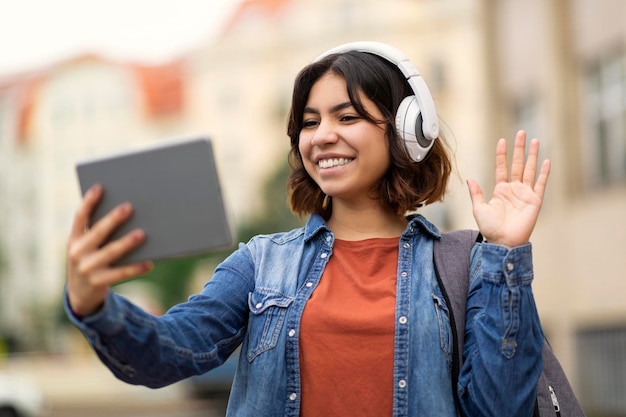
405;213;442;239
303;214;330;242
303;212;441;242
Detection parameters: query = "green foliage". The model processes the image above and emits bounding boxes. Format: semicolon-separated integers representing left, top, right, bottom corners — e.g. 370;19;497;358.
124;253;211;308
237;162;304;241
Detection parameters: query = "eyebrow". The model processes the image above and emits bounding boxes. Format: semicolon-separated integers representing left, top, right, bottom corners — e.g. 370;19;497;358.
303;101;354;115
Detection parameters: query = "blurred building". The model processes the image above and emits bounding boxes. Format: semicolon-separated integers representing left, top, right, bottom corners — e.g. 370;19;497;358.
492;1;626;414
0;0;624;414
0;55;187;348
185;0;626;413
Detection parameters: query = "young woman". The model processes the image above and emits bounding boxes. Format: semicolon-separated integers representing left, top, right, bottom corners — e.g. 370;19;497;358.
65;42;550;417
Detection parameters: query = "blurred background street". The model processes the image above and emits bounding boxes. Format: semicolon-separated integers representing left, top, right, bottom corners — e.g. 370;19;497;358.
0;0;625;416
3;352;228;417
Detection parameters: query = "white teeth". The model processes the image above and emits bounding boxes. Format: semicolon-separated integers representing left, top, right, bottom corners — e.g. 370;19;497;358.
318;158;353;168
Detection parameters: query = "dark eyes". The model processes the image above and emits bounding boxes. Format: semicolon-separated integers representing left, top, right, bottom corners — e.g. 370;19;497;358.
302;114;361;128
340;115;360;122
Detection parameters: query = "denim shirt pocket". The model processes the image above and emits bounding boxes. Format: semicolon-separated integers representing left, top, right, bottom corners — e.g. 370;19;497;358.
247;289;294;361
432;293;453;367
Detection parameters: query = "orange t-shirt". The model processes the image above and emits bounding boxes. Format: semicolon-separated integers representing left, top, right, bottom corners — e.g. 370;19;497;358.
299;237;398;417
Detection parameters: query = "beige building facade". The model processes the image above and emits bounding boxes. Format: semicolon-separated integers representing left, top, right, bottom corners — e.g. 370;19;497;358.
491;1;626;413
186;0;625;412
0;56;187;347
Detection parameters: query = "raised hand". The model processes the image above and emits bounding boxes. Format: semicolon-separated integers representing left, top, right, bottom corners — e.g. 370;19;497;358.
66;184;152;316
467;130;551;248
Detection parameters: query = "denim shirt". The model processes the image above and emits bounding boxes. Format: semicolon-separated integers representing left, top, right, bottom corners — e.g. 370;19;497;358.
65;213;543;417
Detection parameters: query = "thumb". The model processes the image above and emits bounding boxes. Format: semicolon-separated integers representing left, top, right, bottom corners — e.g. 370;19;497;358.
466;179;485;208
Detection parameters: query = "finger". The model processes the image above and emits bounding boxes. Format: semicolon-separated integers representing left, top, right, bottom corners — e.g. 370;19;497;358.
90;261;153;287
467;179;486;208
77;229;146;275
494;138;508;184
68;184;102;243
533;159;551;201
68;202;134;264
522;138;540;186
510;130;527;182
80;202;134;253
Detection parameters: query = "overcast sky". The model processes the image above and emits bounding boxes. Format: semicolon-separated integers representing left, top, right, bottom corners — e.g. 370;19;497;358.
0;0;238;76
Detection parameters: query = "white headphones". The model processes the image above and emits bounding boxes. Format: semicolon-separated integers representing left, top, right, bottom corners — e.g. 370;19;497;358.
314;41;439;162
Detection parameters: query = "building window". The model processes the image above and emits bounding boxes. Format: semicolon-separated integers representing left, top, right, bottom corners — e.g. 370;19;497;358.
576;326;626;415
584;52;626;187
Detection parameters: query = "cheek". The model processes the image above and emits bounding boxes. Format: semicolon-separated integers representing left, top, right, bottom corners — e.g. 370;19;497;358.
298;132;310;156
298;134;316;173
298;133;315;170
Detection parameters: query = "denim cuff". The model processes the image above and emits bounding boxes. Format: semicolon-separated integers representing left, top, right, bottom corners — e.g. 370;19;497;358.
480;242;534;286
64;289;126;337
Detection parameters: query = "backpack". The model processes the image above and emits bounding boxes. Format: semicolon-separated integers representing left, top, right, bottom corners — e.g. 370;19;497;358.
433;230;586;417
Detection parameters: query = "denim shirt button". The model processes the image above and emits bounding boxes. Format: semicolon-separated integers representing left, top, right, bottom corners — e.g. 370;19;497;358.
506;262;514;271
398;380;407;388
306;282;313;287
320;253;328;259
288;329;296;337
289;393;297;401
403;243;410;249
399;316;408;324
400;272;408;278
255;303;263;309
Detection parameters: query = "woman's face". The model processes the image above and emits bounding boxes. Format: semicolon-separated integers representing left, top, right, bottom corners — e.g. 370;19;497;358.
298;72;390;205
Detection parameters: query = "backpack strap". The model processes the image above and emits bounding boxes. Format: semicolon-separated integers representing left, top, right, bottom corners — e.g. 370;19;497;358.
433;229;480;417
536;341;586;416
434;230;587;417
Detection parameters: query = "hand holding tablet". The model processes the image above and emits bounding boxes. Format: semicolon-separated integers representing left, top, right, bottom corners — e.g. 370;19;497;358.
75;137;233;266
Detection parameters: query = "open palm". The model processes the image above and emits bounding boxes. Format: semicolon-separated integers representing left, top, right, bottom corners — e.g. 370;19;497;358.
467;130;551;248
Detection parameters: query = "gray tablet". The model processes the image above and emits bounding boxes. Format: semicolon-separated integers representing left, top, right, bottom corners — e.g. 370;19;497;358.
76;137;233;265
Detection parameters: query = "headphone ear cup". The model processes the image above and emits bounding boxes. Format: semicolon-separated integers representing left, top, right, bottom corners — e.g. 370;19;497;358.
395;96;434;162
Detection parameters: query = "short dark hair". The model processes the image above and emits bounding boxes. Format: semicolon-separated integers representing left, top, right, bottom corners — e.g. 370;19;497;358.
286;50;452;219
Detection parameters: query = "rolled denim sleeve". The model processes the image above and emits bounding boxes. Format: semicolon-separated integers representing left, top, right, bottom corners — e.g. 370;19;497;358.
458;242;544;417
63;243;255;388
64;290;153;379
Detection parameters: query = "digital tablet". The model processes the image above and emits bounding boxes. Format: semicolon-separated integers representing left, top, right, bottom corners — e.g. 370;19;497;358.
76;137;233;265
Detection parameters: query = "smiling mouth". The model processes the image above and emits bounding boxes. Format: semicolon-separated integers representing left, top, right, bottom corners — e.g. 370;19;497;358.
318;158;353;168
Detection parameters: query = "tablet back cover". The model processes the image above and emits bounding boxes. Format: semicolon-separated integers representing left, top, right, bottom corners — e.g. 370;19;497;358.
76;137;232;265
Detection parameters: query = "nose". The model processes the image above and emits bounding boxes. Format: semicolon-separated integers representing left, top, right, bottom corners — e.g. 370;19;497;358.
310;119;339;147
